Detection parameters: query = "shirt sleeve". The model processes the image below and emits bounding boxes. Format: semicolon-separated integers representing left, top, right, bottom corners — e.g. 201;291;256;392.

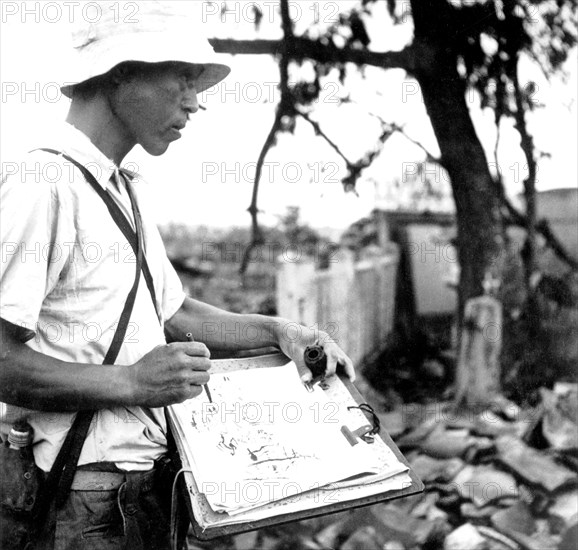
0;154;74;337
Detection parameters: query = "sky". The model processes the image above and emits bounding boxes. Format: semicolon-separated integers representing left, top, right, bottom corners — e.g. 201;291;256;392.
1;0;576;230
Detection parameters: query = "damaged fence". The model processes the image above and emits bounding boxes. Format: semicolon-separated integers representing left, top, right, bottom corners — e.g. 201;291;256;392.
276;247;399;365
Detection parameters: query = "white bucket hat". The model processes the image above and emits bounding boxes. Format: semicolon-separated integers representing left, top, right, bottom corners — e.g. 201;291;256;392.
61;1;230;98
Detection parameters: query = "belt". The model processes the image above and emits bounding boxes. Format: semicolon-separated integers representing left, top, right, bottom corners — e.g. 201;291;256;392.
70;468;156;492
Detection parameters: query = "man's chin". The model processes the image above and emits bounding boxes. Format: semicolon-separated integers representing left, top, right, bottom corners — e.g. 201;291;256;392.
143;143;170;156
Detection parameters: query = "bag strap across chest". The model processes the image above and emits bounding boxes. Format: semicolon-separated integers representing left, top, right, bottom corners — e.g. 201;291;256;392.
31;148;161;514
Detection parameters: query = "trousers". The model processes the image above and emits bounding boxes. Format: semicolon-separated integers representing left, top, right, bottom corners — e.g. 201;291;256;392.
31;463;187;550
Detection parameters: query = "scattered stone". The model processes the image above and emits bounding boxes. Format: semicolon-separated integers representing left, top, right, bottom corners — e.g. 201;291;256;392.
516;484;535;506
377;410;406;439
464;436;495;462
461;502;501;520
540;385;578;450
421;426;476;458
398;491;448;522
514;484;551;515
382;541;405;550
296;518;327;533
313;520;345;549
386;493;426;516
559;522;578;550
272;535;323;550
398;403;432;433
476;525;520;550
499;497;522;507
410;455;465;483
436;409;478;431
396;416;440;449
260;535;279;550
436;491;462;508
490;395;522;422
452;465;519;507
492;502;536;537
496;435;576;492
491;501;560;550
233;531;259;550
549;489;578;533
411;492;440;518
554;382;578;395
519;406;545;445
474;410;519;438
444;523;488;550
362;504;448;548
340;526;382;550
508;530;559;550
555;449;578;472
428;506;449;523
268;533;325;550
299;537;324;550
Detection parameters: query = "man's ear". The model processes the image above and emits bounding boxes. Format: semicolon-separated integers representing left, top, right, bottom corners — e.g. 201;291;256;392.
109;65;132;88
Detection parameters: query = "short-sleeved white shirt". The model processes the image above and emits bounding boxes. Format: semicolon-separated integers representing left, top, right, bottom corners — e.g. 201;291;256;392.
0;123;186;471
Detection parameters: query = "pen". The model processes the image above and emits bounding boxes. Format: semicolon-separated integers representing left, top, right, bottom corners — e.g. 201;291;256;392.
186;332;213;403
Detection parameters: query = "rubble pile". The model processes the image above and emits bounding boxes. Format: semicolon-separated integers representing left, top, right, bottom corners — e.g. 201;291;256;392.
189;383;578;550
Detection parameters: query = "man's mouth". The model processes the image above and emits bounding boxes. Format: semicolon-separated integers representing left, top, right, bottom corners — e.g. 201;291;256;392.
169;125;185;138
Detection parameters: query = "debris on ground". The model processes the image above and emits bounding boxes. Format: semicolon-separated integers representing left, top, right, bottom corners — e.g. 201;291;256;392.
188;383;578;550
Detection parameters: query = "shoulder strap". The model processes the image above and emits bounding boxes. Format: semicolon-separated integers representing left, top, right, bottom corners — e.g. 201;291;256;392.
35;148;161;322
30;149;149;515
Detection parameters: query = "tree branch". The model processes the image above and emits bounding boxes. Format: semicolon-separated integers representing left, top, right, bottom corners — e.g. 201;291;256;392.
296;110;352;167
489;118;576;270
390;123;441;165
512;56;539;293
240;109;284;275
365;107;442;164
210;37;415;72
498;186;578;271
240;0;295;274
535;219;578;270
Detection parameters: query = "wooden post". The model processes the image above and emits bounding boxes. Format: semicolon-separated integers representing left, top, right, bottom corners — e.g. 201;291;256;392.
455;295;503;408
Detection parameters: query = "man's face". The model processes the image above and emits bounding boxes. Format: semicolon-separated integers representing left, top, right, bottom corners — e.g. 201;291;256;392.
111;62;202;156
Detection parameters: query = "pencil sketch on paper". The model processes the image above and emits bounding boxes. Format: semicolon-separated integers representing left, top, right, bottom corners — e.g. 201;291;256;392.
172;362;396;513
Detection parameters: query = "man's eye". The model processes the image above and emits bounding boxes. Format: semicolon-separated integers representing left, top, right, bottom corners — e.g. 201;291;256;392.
179;75;197;90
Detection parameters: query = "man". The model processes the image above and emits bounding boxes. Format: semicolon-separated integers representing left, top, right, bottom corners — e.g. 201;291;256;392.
0;2;354;549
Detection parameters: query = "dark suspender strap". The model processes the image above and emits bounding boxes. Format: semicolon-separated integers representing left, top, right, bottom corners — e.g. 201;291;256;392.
29;149;148;514
53;207;144;507
35;148;160;321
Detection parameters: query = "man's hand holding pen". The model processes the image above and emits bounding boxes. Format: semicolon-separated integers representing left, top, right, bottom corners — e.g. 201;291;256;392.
126;339;211;408
187;332;213;403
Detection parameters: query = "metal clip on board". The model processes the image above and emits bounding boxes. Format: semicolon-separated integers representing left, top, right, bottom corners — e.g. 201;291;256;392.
341;403;381;445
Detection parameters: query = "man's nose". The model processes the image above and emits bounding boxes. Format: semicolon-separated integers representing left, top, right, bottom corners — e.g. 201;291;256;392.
182;88;199;115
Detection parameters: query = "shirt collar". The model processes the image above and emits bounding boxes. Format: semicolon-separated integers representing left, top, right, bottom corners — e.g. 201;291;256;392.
53;123;135;191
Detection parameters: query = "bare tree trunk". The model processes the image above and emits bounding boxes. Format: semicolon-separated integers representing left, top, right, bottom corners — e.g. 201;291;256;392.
411;0;505;315
410;0;505;403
